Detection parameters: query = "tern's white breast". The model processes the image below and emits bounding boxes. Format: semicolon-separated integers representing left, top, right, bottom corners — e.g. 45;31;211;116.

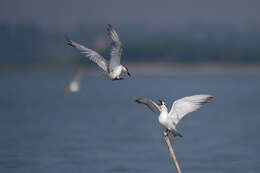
158;111;169;129
110;66;122;78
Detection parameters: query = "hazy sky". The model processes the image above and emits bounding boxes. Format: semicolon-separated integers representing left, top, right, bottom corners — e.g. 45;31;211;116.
0;0;259;30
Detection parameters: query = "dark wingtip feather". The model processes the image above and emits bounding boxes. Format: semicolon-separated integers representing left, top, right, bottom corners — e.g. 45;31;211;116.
206;95;214;102
172;130;183;137
136;98;148;104
66;37;75;47
107;24;113;34
199;95;214;104
135;98;142;103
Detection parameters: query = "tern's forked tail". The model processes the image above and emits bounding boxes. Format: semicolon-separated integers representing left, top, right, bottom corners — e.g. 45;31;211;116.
171;130;183;137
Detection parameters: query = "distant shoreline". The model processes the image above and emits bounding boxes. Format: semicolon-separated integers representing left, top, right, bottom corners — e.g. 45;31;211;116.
1;62;260;75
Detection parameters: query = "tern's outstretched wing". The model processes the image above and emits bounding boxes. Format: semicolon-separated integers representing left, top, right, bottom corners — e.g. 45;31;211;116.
169;95;213;125
136;98;161;115
67;39;108;72
107;24;123;69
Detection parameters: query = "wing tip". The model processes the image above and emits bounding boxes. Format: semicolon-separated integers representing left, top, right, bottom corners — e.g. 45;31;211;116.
196;94;214;101
135;98;143;103
206;94;214;102
136;98;149;104
199;94;214;104
107;24;113;32
65;37;75;47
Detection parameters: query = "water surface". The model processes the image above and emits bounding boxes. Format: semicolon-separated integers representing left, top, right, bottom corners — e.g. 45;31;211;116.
0;73;259;173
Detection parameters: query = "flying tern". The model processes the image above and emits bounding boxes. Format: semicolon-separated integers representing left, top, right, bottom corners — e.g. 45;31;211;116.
136;95;213;137
67;24;130;80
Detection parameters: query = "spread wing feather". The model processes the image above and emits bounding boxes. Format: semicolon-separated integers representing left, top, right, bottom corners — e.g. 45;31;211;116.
136;98;161;115
67;39;108;72
107;24;122;69
169;95;213;125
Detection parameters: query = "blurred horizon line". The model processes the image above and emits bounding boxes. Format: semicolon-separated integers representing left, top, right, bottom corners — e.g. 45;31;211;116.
1;21;260;65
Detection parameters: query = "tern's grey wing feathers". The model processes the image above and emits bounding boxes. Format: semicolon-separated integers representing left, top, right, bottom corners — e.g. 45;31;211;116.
136;98;161;115
67;39;108;72
169;94;213;125
107;24;122;69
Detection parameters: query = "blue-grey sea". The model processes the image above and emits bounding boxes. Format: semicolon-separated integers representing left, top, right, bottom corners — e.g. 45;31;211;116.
0;73;260;173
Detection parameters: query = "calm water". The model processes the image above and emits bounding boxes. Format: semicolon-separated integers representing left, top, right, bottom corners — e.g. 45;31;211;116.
0;73;260;173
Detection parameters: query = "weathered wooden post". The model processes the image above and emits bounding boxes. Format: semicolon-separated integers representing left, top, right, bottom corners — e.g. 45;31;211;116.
163;131;182;173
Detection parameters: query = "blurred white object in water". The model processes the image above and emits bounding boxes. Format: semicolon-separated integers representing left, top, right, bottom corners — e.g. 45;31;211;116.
69;81;80;92
64;68;84;96
67;24;130;80
136;95;213;137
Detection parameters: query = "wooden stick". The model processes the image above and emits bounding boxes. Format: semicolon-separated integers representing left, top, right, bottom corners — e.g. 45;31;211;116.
163;131;182;173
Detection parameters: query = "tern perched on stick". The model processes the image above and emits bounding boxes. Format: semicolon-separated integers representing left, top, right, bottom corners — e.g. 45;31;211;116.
136;94;213;137
67;24;130;80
